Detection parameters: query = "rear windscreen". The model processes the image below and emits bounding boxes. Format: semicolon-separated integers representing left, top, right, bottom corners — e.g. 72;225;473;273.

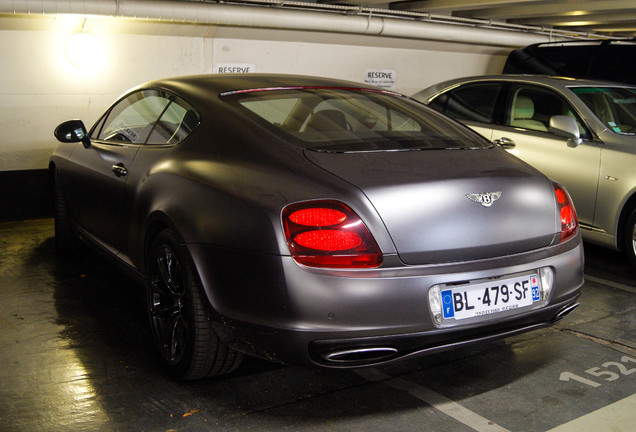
223;88;489;152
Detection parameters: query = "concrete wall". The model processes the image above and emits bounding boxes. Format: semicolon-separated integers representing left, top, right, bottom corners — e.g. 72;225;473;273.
0;30;208;171
0;25;509;172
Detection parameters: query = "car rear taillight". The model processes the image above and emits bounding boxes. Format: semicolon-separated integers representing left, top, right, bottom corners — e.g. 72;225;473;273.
554;183;578;242
282;200;382;268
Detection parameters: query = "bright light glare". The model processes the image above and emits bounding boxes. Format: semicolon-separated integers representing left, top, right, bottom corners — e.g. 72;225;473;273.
66;33;101;69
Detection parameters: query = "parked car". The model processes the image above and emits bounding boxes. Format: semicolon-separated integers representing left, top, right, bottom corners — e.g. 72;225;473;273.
414;75;636;267
503;40;636;85
51;74;583;380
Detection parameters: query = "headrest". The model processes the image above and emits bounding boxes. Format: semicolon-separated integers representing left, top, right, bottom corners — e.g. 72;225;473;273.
305;110;348;132
513;96;535;120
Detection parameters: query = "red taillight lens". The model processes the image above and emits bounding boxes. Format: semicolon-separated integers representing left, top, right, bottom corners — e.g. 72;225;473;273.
282;200;382;268
294;230;362;251
289;208;347;226
554;183;578;242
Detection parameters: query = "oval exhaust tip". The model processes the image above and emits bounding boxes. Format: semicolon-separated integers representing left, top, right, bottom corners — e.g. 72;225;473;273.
322;347;398;364
555;303;579;321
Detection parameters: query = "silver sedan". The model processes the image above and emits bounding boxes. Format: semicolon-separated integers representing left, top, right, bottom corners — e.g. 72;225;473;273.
415;75;636;267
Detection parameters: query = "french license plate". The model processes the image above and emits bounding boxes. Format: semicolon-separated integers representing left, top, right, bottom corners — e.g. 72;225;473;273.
441;273;540;321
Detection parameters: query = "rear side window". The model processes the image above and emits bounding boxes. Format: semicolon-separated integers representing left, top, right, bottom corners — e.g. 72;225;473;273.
428;83;502;124
146;101;199;144
92;90;200;145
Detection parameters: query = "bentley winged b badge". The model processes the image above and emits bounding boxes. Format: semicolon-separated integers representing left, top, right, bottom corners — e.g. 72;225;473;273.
466;191;502;207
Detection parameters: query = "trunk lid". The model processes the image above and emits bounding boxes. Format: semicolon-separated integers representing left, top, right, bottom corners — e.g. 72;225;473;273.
304;147;559;265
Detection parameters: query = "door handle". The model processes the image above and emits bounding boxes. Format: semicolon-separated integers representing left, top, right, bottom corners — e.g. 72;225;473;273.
112;163;128;177
493;137;516;149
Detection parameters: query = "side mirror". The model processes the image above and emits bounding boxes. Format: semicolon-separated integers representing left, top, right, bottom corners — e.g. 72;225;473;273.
549;115;582;148
54;120;91;148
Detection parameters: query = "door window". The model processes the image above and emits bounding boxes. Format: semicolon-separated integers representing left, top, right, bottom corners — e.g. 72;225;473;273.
506;85;589;139
92;90;200;145
428;82;502;124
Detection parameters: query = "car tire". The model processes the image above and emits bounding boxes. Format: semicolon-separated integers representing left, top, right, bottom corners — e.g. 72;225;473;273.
623;208;636;268
146;229;243;379
53;170;75;252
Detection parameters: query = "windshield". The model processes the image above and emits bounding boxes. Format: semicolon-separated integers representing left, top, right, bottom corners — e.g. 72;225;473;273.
572;87;636;135
223;88;489;152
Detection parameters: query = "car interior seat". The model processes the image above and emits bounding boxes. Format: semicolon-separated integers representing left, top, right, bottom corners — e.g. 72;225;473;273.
511;94;548;132
304;109;349;132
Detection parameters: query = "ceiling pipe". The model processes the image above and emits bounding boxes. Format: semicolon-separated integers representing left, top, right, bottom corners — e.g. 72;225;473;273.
0;0;561;47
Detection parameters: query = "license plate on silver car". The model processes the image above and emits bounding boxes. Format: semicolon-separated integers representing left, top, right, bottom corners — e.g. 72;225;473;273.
441;273;540;321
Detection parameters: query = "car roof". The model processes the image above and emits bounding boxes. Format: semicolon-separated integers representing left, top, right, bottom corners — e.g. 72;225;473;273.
414;74;635;101
528;39;636;49
133;73;389;102
449;74;635;87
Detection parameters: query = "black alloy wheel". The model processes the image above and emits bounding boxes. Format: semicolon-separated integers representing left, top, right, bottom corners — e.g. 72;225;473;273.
146;229;243;379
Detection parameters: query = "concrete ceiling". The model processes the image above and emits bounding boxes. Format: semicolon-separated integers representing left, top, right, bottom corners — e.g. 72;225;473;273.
333;0;636;37
0;0;634;41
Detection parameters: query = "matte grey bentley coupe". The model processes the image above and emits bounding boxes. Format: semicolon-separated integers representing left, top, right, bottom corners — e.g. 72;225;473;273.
51;74;584;379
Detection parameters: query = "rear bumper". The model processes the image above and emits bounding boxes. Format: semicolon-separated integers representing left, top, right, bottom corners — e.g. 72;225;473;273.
216;292;580;368
190;233;584;368
307;295;579;367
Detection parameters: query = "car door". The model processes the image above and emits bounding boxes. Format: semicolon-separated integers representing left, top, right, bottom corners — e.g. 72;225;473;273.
490;84;602;228
64;90;172;254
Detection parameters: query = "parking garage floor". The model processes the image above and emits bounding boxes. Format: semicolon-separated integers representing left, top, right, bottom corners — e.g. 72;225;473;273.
0;219;634;432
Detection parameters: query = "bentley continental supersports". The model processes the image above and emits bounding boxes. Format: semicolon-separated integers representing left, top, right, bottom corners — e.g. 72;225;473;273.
51;74;584;379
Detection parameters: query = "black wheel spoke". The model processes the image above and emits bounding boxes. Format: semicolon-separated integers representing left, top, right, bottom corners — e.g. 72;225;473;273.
157;248;181;296
151;297;180;320
162;311;186;363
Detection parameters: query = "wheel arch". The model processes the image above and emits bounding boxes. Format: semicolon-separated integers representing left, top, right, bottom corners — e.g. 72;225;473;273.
616;192;636;252
141;211;224;314
142;211;180;273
